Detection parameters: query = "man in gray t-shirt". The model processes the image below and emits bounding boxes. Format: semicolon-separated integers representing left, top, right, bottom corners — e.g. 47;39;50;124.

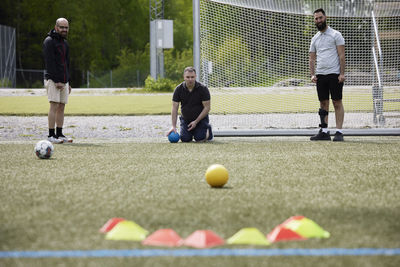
309;8;346;142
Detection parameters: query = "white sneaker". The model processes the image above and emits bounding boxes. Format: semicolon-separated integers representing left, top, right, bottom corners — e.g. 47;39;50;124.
48;136;63;144
57;135;73;143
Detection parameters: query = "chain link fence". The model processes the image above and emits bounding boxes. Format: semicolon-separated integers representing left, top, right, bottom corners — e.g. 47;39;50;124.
0;25;16;88
86;69;146;88
10;69;147;88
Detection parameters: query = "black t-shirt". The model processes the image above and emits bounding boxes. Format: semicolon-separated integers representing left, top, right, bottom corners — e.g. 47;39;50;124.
172;81;210;122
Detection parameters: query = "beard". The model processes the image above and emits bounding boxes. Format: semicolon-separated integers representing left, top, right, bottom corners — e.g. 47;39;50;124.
56;30;68;38
60;30;68;38
316;21;327;31
185;81;194;88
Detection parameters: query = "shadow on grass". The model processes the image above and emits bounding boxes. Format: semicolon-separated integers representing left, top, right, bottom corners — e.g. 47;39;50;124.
209;186;234;190
35;157;56;161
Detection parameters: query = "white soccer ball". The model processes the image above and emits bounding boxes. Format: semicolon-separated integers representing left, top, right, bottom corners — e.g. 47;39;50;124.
34;140;54;159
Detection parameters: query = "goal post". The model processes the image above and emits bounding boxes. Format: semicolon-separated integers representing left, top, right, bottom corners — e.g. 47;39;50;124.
197;0;400;133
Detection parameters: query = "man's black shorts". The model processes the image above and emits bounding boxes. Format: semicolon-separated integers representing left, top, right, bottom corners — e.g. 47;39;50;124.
316;74;343;101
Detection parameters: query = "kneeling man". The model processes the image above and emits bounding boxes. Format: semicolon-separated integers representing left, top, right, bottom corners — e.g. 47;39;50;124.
167;67;213;142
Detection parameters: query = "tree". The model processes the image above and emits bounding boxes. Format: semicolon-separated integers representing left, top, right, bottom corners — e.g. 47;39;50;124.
0;0;194;87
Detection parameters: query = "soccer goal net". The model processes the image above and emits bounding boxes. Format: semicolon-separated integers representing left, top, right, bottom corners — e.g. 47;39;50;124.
199;0;400;132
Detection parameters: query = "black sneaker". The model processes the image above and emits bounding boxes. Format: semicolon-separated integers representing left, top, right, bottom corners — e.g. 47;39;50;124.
333;131;344;142
310;129;331;141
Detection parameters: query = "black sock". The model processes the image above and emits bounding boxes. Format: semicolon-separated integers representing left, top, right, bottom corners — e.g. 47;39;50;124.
49;128;55;137
56;127;63;137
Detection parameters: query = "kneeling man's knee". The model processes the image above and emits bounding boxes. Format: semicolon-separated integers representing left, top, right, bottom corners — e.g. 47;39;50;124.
193;131;207;142
180;134;193;142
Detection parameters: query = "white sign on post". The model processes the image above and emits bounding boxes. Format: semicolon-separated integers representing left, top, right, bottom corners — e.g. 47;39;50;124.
156;20;173;49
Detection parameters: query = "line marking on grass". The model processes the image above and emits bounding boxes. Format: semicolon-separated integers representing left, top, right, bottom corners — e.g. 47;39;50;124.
1;248;400;258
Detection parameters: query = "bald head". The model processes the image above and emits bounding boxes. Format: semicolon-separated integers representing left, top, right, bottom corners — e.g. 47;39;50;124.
56;18;68;25
55;18;69;38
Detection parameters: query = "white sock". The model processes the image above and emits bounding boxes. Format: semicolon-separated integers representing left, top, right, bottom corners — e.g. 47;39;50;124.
336;129;343;134
322;128;329;133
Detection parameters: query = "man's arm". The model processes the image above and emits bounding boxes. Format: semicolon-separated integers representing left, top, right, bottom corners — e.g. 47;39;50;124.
337;45;345;83
66;42;71;82
167;101;179;136
188;100;210;131
43;39;56;81
309;52;317;83
67;42;71;93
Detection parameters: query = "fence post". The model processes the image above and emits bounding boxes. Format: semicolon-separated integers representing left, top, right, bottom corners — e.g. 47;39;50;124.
137;70;140;88
87;70;90;88
110;70;113;88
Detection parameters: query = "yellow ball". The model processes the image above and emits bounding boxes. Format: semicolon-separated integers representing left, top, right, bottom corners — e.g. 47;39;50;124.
205;164;229;188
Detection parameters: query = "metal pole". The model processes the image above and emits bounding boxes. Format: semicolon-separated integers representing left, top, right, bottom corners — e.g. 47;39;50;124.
0;25;3;85
87;71;89;88
137;69;140;87
12;27;16;88
150;21;157;79
158;47;164;78
110;70;113;88
371;10;384;126
150;0;165;79
193;0;200;81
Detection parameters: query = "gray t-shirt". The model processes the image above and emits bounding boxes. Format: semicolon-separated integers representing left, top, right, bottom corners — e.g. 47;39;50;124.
309;26;345;75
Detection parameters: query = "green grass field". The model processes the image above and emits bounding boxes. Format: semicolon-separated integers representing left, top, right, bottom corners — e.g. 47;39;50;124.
0;92;399;115
1;138;400;266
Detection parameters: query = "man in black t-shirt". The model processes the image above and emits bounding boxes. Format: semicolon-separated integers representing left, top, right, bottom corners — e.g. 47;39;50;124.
167;67;213;142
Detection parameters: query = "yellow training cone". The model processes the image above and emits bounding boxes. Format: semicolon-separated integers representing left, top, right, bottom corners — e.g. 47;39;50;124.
105;220;149;241
284;217;330;239
227;228;270;246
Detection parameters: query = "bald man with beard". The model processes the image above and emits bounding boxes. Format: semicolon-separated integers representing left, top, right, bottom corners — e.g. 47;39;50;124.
43;18;72;143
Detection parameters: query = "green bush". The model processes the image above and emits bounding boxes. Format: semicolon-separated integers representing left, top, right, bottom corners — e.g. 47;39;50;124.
114;46;150;87
144;76;176;92
32;80;44;88
88;47;150;88
164;48;193;81
87;46;191;88
0;78;12;87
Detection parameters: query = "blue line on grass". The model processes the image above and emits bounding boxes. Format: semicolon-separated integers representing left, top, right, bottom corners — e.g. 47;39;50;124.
1;248;400;258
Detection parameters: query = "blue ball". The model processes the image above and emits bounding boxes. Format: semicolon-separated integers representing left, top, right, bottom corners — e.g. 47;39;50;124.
168;132;180;143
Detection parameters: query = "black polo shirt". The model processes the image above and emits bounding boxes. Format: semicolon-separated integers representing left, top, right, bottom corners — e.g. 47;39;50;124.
172;81;210;122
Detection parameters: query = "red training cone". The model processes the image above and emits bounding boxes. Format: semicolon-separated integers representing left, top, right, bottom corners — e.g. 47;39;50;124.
267;225;306;242
183;230;225;248
142;229;183;247
282;215;305;225
99;218;125;233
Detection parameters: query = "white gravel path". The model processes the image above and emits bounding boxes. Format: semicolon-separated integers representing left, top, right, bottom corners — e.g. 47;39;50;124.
0;115;171;141
1;113;399;142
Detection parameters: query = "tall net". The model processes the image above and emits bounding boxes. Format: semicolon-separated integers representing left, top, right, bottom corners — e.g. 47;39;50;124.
199;0;400;130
